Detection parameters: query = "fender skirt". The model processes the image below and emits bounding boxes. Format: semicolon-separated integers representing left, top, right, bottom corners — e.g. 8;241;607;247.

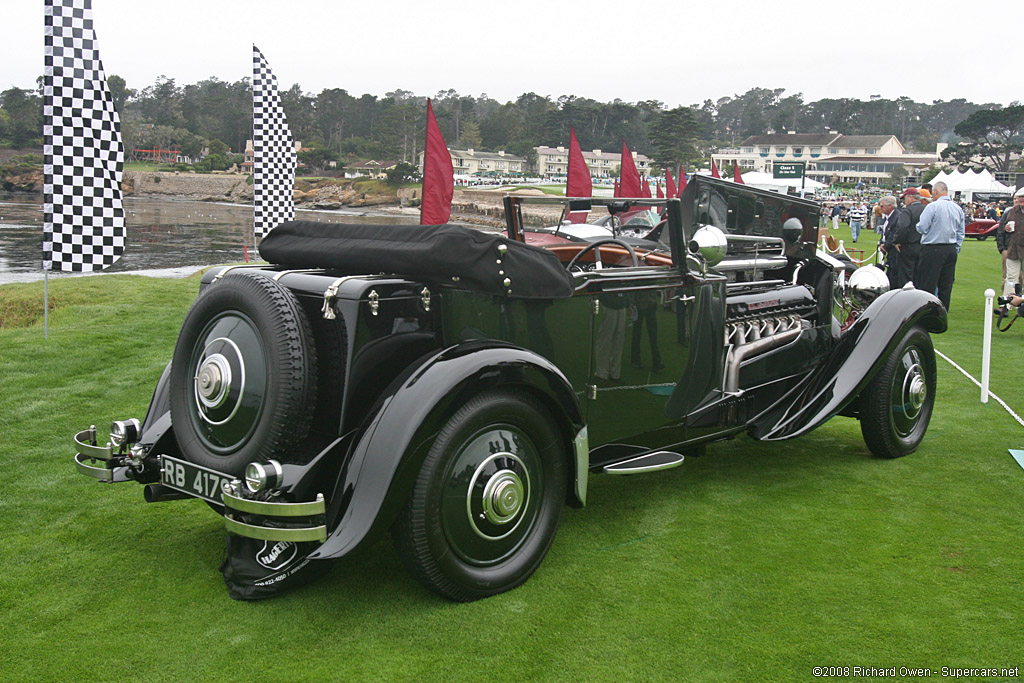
749;287;947;441
308;341;585;560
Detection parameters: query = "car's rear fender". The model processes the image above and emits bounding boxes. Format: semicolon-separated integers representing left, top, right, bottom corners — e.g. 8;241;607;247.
749;287;947;441
308;341;586;560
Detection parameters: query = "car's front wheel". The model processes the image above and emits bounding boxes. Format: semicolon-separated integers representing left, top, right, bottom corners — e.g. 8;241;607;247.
859;325;936;458
392;389;566;601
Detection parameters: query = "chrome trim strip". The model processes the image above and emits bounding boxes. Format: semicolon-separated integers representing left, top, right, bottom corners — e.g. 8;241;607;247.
224;516;327;543
573;426;589;506
211;264;266;283
273;268;324;281
221;490;326;517
74;427;112;460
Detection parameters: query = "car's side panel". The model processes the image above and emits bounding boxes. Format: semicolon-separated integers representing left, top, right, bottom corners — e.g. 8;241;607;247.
308;343;585;560
749;288;947;441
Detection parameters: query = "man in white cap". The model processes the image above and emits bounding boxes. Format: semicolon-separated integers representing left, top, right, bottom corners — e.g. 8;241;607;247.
996;187;1024;302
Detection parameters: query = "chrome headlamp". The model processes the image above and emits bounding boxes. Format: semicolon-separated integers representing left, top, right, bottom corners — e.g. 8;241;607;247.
109;418;141;448
244;460;283;493
847;266;889;308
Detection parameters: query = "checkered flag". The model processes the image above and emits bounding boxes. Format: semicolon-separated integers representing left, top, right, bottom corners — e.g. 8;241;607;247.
43;0;125;272
253;45;296;240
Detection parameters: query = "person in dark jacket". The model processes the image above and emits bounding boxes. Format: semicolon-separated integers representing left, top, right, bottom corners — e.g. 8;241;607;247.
997;188;1024;300
878;195;900;287
892;188;925;288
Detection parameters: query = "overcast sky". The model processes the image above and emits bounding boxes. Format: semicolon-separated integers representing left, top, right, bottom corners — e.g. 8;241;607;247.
2;0;1012;108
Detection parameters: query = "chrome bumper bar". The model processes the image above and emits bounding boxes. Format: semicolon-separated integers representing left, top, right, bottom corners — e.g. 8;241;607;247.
73;427;130;482
222;489;327;543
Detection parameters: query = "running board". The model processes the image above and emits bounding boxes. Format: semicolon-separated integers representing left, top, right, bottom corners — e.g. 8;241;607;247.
602;451;685;475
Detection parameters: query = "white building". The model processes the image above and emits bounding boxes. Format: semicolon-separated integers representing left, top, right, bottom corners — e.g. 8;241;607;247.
417;148;527;177
535;146;652;178
712;132;941;185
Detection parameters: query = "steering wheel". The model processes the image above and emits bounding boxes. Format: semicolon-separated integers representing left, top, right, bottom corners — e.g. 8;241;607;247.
566;238;641;272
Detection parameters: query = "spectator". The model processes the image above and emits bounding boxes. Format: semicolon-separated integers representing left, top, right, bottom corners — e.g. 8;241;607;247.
848;200;867;243
915;181;966;310
892;188;925;288
996;188;1024;303
878;196;901;287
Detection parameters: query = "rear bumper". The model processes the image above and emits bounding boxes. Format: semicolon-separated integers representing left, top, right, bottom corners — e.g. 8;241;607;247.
221;485;328;543
73;427;131;482
73;426;327;543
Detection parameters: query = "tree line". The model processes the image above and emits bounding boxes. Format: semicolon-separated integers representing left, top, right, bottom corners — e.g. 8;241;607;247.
1;77;1021;174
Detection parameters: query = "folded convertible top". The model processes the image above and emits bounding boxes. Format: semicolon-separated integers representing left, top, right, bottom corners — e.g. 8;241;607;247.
259;221;575;300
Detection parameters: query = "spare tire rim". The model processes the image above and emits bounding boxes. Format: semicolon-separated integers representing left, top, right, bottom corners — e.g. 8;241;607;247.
188;313;267;453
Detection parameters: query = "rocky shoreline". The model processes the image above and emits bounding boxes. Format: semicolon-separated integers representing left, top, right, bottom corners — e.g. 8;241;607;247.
1;169;563;228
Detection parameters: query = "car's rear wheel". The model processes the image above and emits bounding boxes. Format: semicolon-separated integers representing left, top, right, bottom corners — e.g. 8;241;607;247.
169;271;317;476
392;389;566;601
859;325;936;458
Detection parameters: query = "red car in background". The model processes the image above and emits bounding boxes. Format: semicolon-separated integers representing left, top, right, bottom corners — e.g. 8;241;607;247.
965;218;999;240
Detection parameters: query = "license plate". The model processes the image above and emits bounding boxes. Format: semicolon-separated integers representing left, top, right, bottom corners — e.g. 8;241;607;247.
160;455;233;505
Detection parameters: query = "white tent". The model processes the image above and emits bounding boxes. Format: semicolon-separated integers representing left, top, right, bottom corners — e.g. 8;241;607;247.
738;171;828;194
928;169;1012;201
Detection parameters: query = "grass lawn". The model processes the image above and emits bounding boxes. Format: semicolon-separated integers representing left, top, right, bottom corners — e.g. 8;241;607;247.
1;234;1022;681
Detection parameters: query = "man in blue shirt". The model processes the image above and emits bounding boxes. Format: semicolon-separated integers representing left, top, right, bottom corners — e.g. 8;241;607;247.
915;181;965;310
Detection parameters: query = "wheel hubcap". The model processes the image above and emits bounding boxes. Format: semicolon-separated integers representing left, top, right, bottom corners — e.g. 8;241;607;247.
482;470;525;524
441;427;541;566
891;348;929;438
196;353;231;409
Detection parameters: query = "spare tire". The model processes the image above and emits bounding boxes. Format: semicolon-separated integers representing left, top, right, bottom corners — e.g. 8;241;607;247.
169;271;318;476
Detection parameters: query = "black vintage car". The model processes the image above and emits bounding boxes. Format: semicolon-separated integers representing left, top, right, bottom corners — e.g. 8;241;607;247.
74;177;947;601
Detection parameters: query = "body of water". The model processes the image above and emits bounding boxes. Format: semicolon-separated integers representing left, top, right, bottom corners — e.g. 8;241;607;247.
0;194;419;285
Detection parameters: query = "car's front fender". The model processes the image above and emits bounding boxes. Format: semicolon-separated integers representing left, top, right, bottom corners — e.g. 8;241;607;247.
749;287;947;441
308;341;586;560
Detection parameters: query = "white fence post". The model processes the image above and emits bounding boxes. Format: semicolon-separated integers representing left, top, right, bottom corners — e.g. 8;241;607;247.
982;288;995;403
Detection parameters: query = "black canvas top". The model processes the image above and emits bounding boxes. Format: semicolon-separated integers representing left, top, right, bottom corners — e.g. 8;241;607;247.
259;221;575;300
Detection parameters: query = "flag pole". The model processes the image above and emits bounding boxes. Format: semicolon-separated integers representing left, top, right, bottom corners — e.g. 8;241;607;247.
44;268;49;340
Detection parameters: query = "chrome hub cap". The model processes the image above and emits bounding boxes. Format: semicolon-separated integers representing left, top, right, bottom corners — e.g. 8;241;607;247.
482;470;525;525
196;353;231;409
465;451;532;543
440;425;543;567
907;372;926;414
901;360;926;420
192;337;247;427
891;348;929;438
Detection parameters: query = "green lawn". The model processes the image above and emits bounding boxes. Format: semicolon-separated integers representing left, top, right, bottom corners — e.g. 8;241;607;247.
1;236;1021;681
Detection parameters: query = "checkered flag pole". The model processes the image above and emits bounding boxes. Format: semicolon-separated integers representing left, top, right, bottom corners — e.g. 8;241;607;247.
252;45;296;240
43;0;126;272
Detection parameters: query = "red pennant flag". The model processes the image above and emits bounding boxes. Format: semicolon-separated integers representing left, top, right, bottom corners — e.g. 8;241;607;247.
421;99;454;225
640;175;652;199
734;163;744;184
656;181;664;199
665;169;677;198
677;167;687;196
619;141;642;198
566;127;592;224
711;160;720;179
613;178;620;197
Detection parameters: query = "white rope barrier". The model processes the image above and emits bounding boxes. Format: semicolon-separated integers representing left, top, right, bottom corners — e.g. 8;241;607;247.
818;235;880;265
936;349;1024;429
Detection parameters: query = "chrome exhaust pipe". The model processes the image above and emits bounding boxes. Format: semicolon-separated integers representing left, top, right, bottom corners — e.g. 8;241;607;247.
725;317;803;393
